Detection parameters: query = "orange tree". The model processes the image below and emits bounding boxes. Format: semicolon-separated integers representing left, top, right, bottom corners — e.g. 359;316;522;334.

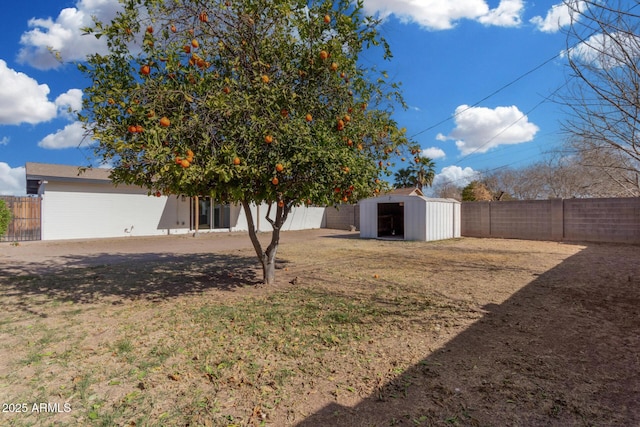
79;0;420;284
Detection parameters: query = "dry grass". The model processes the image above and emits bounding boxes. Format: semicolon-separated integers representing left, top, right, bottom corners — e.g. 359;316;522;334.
0;233;638;426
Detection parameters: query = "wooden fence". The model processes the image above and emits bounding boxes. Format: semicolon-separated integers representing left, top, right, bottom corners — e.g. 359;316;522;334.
0;196;41;241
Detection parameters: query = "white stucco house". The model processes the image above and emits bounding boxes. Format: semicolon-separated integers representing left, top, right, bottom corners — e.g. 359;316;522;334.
26;162;326;240
359;188;461;241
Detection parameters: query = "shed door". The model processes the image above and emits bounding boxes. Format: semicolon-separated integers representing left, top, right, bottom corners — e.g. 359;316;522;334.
377;203;404;238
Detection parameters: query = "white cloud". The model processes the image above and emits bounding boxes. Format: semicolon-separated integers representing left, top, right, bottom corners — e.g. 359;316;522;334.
38;121;93;149
439;105;539;155
362;0;524;30
432;165;479;188
563;31;640;69
0;136;9;146
0;60;57;125
478;0;523;27
17;0;123;70
530;1;584;33
0;163;26;196
422;147;446;159
55;88;83;119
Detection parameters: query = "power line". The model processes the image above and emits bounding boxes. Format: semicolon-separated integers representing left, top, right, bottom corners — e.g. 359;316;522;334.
452;81;568;167
409;52;562;139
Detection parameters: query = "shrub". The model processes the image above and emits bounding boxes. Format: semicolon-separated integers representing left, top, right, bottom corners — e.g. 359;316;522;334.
0;200;11;237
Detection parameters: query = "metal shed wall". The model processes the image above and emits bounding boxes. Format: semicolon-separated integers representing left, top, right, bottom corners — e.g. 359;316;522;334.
425;199;461;241
359;195;460;241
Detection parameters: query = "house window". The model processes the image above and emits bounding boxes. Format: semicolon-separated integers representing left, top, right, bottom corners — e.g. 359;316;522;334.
191;197;230;230
213;203;230;229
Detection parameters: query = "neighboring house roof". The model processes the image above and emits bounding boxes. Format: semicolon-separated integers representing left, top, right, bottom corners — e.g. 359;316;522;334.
26;162;112;182
385;187;424;197
25;162;112;194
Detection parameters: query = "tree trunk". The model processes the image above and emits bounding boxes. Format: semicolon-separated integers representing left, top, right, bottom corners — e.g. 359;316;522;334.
241;200;288;285
262;241;278;286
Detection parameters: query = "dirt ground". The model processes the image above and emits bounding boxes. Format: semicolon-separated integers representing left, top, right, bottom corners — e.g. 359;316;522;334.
0;230;639;426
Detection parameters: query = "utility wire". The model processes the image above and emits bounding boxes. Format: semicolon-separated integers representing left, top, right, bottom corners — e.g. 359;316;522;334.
452;81;568;166
409;52;563;139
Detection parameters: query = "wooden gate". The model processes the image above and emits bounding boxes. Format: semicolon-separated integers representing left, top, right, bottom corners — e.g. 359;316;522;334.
0;196;41;241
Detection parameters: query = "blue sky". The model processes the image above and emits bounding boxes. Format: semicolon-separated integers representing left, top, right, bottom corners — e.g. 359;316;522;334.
0;0;580;195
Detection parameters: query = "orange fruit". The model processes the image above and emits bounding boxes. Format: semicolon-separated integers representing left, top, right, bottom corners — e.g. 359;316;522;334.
140;65;150;75
264;135;273;144
275;163;284;172
233;157;241;165
159;117;170;127
305;113;313;122
271;177;279;185
319;50;329;60
261;75;269;83
192;39;199;48
324;15;331;24
181;159;190;168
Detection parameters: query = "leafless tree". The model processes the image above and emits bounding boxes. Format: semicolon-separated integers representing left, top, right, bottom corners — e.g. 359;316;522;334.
432;179;462;201
482;152;640;199
562;0;640;194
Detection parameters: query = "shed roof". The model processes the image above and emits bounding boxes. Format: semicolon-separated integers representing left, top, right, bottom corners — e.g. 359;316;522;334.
360;192;460;204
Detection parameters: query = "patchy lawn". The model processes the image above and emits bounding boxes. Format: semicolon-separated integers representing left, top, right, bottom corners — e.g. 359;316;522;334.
0;231;638;426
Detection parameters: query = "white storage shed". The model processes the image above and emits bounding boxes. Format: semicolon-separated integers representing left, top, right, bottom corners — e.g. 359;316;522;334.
359;188;461;241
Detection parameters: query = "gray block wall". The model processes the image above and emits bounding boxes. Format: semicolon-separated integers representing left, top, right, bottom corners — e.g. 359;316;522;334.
324;205;360;231
462;198;640;244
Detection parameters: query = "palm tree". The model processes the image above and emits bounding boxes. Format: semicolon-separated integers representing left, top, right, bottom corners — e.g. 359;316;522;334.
393;157;436;191
411;157;436;190
393;168;414;188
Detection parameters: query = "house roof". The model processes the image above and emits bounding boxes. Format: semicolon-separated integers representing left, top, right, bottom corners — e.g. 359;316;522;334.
26;162;112;182
385;187;424;197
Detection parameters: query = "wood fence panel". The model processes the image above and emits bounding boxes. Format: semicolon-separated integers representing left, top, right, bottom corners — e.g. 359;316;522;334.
0;196;42;241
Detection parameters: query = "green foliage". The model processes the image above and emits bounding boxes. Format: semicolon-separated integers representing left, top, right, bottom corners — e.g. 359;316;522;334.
0;200;12;237
78;0;419;207
461;181;492;201
78;0;422;283
393;157;436;190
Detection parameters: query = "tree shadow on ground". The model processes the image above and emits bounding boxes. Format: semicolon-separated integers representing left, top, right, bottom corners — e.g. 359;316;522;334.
296;243;640;426
0;251;264;307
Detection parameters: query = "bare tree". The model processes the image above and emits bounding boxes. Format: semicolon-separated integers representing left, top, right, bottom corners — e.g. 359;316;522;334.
562;0;640;194
482;152;639;200
432;179;462;200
